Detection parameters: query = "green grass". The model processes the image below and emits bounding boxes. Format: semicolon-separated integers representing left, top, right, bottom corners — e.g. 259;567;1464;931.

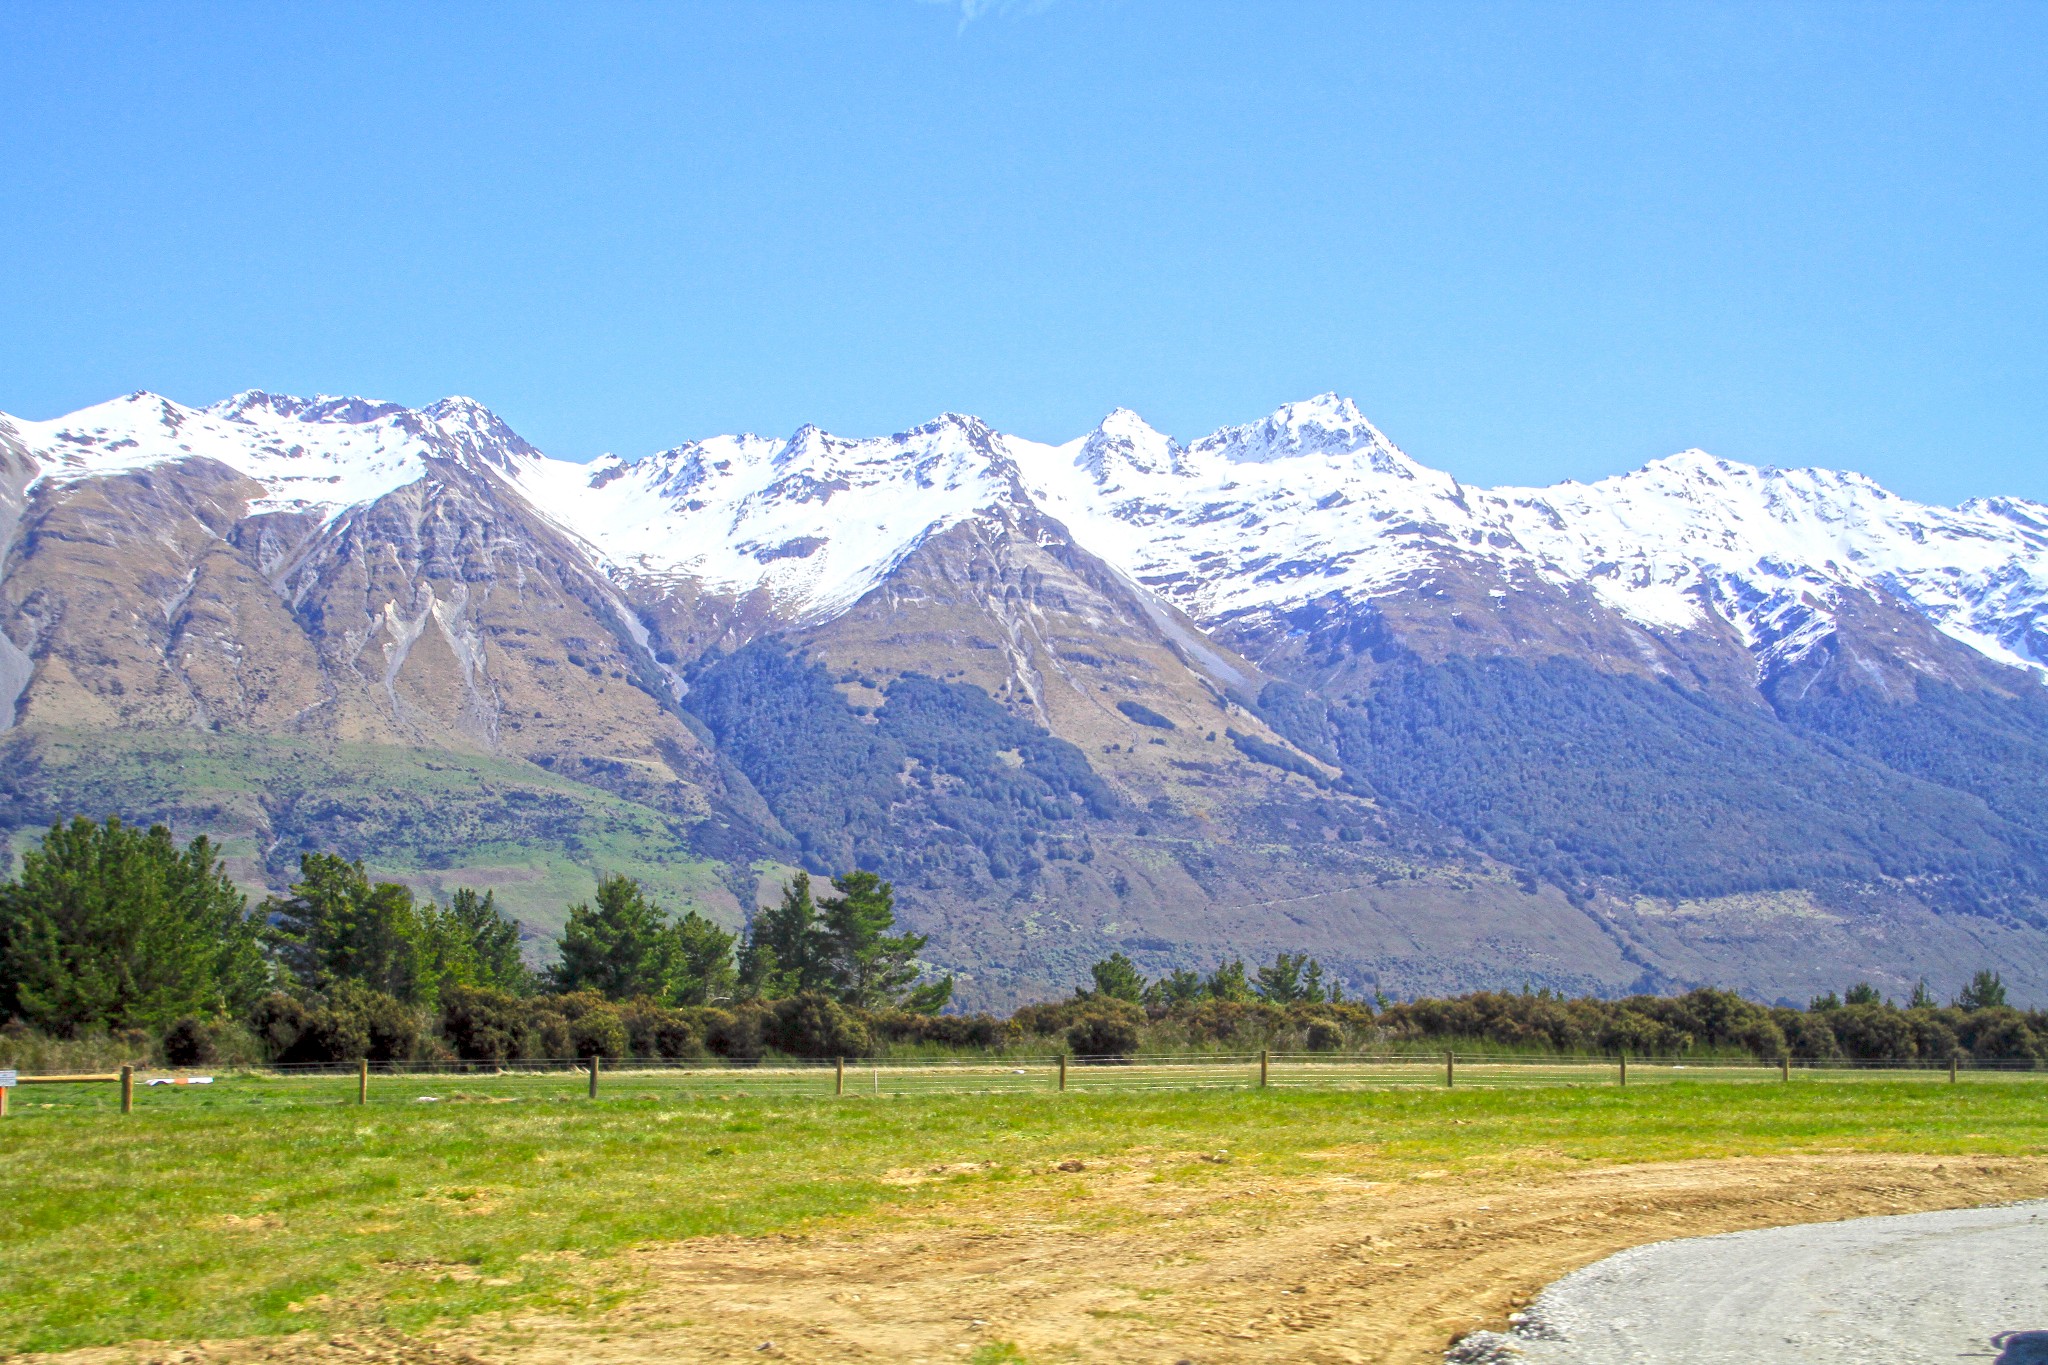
2;1073;2044;1354
1;726;734;934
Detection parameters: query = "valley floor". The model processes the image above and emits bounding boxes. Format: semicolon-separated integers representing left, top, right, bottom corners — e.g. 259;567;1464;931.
12;1082;2047;1364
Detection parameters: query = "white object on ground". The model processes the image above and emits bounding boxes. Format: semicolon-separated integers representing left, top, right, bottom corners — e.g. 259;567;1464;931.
1449;1200;2048;1364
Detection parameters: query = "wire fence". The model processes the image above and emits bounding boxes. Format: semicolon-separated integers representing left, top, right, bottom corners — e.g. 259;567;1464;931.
6;1050;2042;1113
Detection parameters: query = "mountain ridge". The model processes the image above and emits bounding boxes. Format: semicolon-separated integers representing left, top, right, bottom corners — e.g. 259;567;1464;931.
4;388;2047;1007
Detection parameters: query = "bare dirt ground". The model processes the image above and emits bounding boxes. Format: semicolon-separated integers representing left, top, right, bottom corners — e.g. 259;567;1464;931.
56;1153;2048;1365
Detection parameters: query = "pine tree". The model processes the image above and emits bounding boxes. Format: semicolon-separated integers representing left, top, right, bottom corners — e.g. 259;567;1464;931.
0;816;267;1034
817;871;950;1011
1205;958;1253;1003
1255;952;1310;1004
742;873;830;998
550;875;678;1000
1956;970;2008;1012
1909;977;1937;1010
1143;968;1207;1007
448;887;529;993
1085;952;1146;1003
265;854;430;1002
672;909;738;1006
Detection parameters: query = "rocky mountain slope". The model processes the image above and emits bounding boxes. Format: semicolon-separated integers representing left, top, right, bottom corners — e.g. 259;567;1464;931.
3;389;2045;1006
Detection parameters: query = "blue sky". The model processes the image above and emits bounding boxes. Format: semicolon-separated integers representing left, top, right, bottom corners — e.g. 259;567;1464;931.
1;1;2043;502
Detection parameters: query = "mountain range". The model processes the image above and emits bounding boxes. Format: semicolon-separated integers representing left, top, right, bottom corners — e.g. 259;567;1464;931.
4;389;2046;1007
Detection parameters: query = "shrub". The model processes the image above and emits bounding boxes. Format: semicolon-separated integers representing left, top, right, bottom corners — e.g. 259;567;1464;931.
162;1016;220;1066
1304;1019;1344;1053
249;993;314;1061
441;985;535;1062
767;992;872;1059
701;1005;767;1062
1960;1009;2042;1064
1066;1001;1142;1061
256;983;427;1063
543;988;633;1057
1828;1004;1917;1062
1773;1008;1842;1061
870;1010;1010;1049
1906;1008;1962;1063
620;1001;707;1059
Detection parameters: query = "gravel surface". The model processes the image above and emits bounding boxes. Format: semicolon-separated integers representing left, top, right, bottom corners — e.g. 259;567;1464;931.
1449;1200;2048;1364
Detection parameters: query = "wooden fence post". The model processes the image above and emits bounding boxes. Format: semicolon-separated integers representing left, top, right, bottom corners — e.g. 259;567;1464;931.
1260;1049;1269;1089
836;1057;845;1096
1619;1052;1628;1087
1058;1054;1067;1092
1445;1050;1454;1088
588;1055;599;1099
358;1058;369;1106
1950;1056;1959;1084
120;1064;134;1114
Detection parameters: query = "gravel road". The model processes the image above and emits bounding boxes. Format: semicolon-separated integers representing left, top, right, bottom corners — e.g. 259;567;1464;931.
1449;1199;2048;1364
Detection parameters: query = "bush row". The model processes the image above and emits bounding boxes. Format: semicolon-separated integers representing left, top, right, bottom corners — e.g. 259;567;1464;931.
19;985;2047;1069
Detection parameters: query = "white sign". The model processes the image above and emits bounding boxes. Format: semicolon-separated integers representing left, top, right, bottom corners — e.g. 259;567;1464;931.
0;1069;16;1088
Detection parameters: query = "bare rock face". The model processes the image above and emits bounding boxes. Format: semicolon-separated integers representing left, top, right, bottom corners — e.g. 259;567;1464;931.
2;390;2046;1006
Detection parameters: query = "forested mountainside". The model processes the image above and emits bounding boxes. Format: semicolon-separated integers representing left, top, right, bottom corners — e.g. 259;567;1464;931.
2;389;2046;1007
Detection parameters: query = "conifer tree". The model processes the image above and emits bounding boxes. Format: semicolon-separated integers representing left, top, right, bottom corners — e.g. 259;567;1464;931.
1956;969;2008;1011
448;887;530;993
742;872;829;997
550;874;678;1000
1085;951;1146;1003
1255;952;1311;1004
817;871;951;1012
1205;958;1253;1002
265;854;432;1002
0;816;267;1033
672;909;738;1006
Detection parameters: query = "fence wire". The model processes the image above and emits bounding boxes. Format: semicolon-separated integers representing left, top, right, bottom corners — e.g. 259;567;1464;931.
4;1050;2030;1111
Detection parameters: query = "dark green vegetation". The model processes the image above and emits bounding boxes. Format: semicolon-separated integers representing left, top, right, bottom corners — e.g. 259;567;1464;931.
0;816;958;1068
4;810;2040;1072
0;816;267;1033
3;1076;2045;1354
1315;655;2048;917
683;642;1116;883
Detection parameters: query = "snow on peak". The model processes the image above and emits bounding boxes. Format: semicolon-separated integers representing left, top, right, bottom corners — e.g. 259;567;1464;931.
7;388;2045;677
1188;393;1408;473
1075;408;1183;485
4;389;534;518
508;411;1028;620
422;396;540;470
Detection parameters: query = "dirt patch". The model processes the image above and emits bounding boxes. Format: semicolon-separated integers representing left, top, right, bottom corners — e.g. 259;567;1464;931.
44;1154;2048;1365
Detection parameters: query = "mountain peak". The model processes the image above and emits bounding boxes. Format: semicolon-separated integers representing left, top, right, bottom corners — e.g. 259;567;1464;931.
424;396;541;469
1188;393;1406;472
1076;408;1182;484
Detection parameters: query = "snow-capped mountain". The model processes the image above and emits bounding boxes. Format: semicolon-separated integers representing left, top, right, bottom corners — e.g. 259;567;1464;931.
8;387;2041;683
7;385;2048;1006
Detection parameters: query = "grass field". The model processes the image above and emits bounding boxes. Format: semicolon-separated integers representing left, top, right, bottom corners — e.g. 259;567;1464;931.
4;1071;2045;1358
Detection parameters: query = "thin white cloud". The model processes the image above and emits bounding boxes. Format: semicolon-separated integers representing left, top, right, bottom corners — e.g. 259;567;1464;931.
917;0;1065;30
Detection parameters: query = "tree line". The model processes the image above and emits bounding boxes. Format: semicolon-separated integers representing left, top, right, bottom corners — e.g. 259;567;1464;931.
1;816;2042;1069
0;817;949;1060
